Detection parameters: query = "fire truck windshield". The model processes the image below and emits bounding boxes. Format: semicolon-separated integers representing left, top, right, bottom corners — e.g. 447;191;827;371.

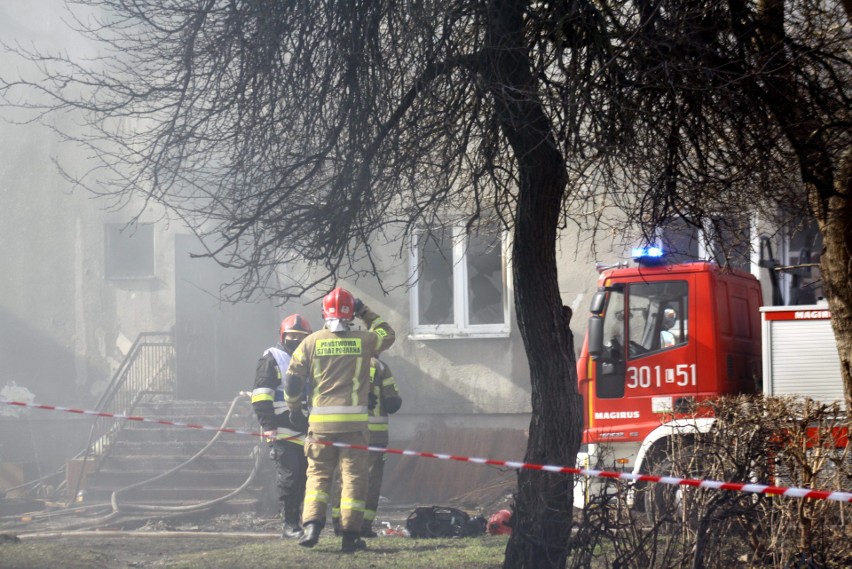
602;280;688;360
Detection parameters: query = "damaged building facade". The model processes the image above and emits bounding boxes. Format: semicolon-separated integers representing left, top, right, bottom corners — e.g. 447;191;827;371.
0;2;827;508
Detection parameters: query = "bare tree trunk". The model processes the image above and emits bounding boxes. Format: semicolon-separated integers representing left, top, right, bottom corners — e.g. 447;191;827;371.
820;148;852;415
484;2;584;568
756;0;852;415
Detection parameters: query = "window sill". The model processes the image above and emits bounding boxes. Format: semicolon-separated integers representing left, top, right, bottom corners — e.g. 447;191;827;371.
408;331;510;340
105;274;157;281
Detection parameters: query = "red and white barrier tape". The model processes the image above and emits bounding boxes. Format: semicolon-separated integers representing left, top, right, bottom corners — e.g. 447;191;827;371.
3;398;852;503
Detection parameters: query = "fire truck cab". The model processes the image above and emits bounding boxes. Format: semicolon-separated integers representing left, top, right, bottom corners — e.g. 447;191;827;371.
574;254;763;508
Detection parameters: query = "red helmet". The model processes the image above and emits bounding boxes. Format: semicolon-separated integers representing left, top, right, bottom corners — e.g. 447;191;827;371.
280;314;312;341
487;509;512;535
322;287;355;320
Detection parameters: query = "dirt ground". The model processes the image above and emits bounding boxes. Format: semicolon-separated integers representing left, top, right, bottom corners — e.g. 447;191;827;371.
1;492;515;568
0;464;516;568
3;532;268;568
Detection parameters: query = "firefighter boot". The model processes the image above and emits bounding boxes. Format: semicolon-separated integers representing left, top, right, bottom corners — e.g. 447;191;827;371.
281;508;303;540
341;531;367;553
360;524;378;538
298;522;322;548
331;515;343;536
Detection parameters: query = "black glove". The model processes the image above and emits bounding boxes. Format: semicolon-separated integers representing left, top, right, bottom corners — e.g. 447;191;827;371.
353;298;365;317
368;392;378;411
290;409;308;431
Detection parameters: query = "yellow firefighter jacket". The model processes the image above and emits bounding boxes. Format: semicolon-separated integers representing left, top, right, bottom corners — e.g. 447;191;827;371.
284;307;395;434
368;358;402;446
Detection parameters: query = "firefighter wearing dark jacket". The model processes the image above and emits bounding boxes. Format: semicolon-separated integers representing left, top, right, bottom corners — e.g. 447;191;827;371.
284;287;396;553
251;314;312;539
331;357;402;537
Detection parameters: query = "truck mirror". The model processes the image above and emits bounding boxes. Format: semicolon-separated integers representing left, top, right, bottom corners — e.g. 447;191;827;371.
587;315;604;357
589;290;607;314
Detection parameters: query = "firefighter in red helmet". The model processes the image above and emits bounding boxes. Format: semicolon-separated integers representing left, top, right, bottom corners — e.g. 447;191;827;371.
284;287;395;553
251;314;312;539
330;356;402;538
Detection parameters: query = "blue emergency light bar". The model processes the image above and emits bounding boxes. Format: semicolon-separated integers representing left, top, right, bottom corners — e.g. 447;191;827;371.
632;246;665;264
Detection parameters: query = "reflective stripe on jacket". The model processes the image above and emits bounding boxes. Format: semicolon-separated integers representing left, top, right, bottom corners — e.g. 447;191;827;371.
367;358;401;445
251;345;306;441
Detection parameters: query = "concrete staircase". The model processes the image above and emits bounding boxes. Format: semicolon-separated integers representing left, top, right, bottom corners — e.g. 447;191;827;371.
81;399;275;514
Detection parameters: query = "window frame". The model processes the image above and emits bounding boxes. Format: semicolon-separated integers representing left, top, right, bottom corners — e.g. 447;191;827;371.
779;217;824;305
409;225;511;339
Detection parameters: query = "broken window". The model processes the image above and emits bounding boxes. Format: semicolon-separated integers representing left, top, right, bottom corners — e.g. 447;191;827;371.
417;229;454;326
410;224;509;338
466;234;505;326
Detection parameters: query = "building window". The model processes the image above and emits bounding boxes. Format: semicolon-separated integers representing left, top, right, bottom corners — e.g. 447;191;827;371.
704;215;752;273
659;214;753;273
410;225;510;338
104;223;155;279
782;218;824;305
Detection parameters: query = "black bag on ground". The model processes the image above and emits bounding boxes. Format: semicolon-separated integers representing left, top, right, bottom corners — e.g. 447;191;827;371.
405;506;487;538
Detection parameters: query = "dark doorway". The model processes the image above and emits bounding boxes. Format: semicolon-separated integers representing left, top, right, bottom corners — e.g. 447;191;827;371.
174;235;278;400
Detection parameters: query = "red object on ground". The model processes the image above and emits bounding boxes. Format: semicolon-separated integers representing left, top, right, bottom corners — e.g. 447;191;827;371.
487;509;512;535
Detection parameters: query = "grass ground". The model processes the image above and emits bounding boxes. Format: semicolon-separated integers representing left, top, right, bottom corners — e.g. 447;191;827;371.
0;533;509;569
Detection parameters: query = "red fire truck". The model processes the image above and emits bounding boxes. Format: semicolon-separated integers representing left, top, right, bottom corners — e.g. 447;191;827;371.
573;250;844;508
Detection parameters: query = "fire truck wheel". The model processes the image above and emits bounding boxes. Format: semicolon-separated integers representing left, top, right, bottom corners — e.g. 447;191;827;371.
643;456;701;528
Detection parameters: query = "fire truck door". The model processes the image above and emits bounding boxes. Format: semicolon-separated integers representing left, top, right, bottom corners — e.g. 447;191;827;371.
595;286;628;399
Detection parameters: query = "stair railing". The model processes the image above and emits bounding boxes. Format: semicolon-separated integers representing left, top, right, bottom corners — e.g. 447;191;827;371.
73;332;177;496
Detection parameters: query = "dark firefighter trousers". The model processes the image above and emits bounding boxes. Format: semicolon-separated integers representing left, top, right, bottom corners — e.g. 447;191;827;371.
270;439;308;522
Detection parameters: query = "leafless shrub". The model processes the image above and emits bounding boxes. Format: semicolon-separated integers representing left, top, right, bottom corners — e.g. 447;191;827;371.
571;395;852;569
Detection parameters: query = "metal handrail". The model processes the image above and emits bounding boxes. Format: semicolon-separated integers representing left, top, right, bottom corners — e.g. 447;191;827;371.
73;332;176;497
94;332;176;410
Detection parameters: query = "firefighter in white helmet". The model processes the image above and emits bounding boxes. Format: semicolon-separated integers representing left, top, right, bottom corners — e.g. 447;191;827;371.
284;287;395;553
251;314;312;539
